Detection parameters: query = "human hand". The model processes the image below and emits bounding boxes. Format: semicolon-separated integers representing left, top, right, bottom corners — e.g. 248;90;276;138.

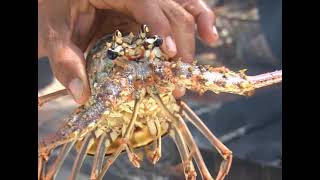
38;0;218;104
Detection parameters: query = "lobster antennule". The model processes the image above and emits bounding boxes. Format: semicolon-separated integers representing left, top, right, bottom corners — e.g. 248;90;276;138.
248;70;282;89
166;61;282;96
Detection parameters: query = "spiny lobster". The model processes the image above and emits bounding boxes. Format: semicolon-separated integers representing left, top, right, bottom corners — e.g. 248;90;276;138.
38;25;282;180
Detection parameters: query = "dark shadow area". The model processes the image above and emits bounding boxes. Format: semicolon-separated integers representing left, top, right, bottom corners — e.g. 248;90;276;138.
38;57;54;90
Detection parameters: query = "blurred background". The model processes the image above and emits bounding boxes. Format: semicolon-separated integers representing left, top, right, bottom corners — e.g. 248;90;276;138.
38;0;282;179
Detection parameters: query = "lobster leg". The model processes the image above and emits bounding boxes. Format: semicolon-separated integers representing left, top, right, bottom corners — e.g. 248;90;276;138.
45;141;76;180
126;143;142;168
147;87;213;180
41;159;46;180
145;119;162;164
38;89;69;109
175;115;214;180
69;134;94;180
180;101;232;180
96;141;124;180
90;134;108;180
122;92;144;168
169;127;197;180
97;92;144;179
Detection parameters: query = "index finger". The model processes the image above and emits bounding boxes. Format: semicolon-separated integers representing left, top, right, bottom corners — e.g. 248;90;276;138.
179;0;219;44
160;0;196;63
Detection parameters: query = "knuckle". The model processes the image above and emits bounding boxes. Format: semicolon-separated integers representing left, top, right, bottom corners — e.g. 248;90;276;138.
183;13;195;27
47;28;60;44
45;25;71;49
156;21;171;34
206;9;215;19
42;27;59;49
183;0;197;7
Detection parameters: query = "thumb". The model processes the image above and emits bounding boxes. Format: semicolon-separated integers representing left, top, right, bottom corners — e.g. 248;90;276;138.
47;42;91;104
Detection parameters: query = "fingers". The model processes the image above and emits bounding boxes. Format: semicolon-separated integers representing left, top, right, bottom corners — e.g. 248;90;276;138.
195;7;219;44
160;0;196;63
90;0;178;58
40;0;91;104
47;41;91;104
179;0;219;44
123;0;179;58
90;0;216;64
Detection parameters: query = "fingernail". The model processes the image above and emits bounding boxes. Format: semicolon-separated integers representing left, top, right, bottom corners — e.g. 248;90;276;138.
68;78;84;100
165;36;177;55
212;26;219;37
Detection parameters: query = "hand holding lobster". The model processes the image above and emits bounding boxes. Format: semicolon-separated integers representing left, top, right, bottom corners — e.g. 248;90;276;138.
38;0;218;103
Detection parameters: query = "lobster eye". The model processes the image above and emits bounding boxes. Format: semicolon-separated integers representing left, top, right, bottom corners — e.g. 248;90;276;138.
141;24;150;33
107;49;118;60
153;36;163;47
